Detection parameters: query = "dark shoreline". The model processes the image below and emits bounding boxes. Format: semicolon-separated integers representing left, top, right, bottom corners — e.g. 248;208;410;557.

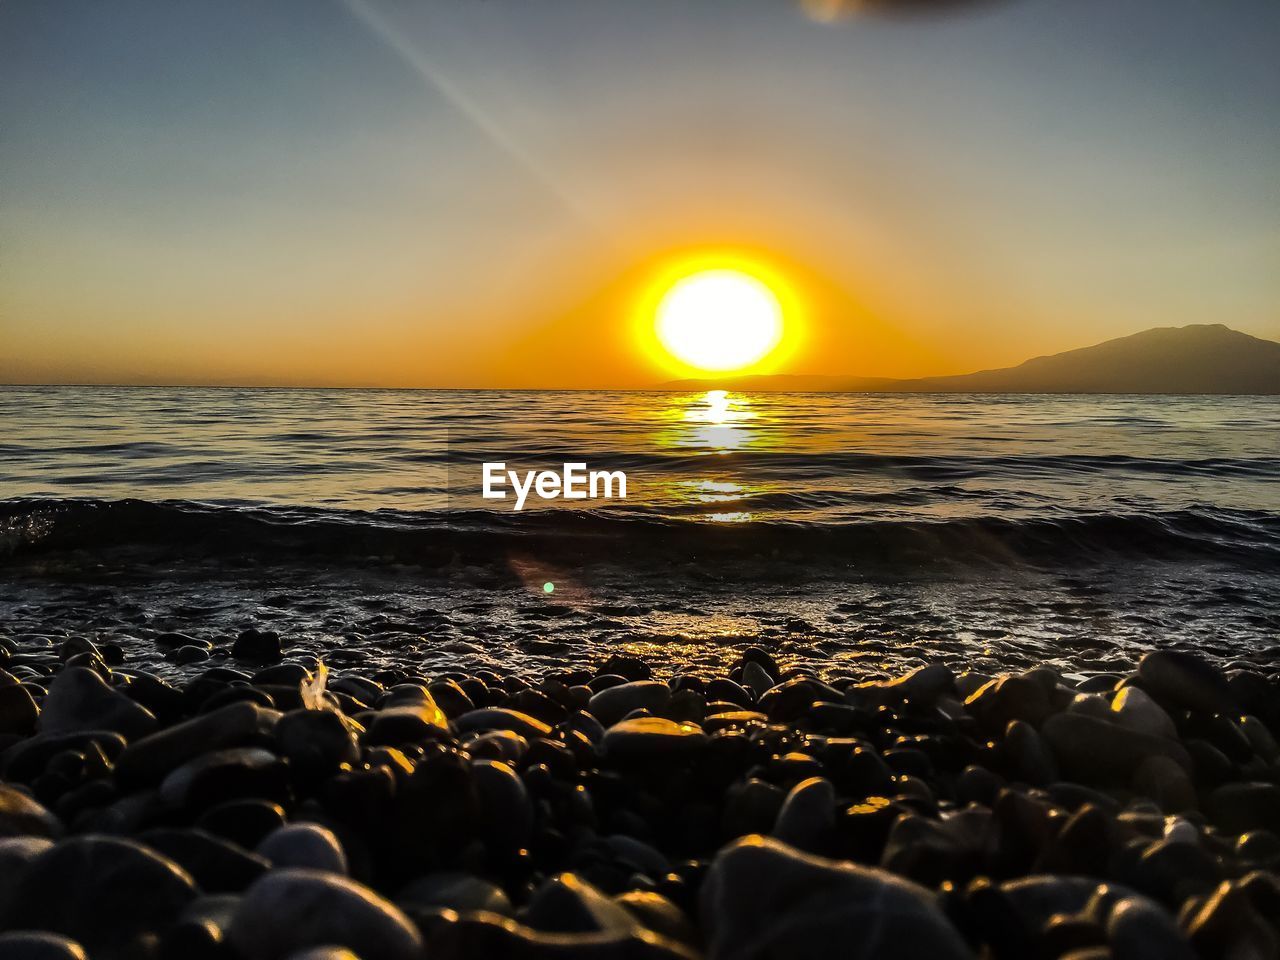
2;632;1279;959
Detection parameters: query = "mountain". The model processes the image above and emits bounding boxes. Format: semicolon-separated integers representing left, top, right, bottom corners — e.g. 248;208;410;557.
663;325;1280;394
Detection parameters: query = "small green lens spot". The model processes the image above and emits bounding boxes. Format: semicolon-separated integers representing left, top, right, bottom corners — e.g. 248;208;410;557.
543;582;555;594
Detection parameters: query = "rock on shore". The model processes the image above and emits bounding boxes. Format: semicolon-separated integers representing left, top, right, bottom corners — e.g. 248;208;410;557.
0;632;1278;959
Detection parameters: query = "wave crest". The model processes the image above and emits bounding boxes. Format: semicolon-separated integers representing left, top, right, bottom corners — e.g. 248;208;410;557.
2;497;1277;569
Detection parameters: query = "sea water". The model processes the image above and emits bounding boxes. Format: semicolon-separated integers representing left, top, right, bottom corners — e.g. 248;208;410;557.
2;386;1277;679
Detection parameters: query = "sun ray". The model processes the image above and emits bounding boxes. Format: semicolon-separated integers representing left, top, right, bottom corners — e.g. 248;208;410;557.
338;0;600;230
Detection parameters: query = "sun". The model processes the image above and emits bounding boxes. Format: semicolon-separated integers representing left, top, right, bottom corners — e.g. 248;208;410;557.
655;269;785;372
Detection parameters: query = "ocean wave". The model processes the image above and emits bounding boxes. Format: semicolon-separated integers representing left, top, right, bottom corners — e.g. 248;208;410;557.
2;497;1277;569
446;451;1280;482
8;443;1277;481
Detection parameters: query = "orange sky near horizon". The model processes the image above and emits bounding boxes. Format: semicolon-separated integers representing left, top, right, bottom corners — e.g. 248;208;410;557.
0;241;1065;389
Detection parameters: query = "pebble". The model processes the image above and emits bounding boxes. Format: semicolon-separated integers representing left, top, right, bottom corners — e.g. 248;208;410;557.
0;785;62;838
1240;715;1280;762
1137;650;1234;714
1110;687;1177;739
424;679;472;718
997;875;1128;930
740;662;775;698
3;836;197;955
464;729;528;764
759;678;829;722
172;644;211;665
274;709;362;777
114;700;281;786
233;629;285;665
724;778;786;837
0;684;40;736
141;826;270;892
701;835;974;960
0;836;55;911
616;890;699;947
602;717;709;759
199;798;288;849
470;758;533;850
257;823;349;874
523;872;640;934
1003;719;1058;786
1131;755;1197;814
1134;838;1221;905
1184;880;1278;960
229;868;423;960
1237;830;1280;869
772;776;836;853
396;871;513;916
965;674;1052;733
1162;818;1199;845
365;703;448;745
1068;692;1114;721
454;708;551;739
1106;896;1196;960
38;667;158;740
1206;782;1280;835
880;811;985;886
0;931;88;960
1041;713;1190;785
587;681;672;726
861;663;955;707
158;746;286;809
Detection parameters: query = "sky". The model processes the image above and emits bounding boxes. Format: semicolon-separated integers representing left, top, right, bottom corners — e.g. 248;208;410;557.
1;0;1277;387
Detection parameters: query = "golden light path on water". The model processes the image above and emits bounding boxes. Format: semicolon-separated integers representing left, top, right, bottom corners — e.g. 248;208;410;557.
652;389;775;523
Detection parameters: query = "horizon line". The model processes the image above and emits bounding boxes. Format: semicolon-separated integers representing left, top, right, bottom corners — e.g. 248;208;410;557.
3;321;1275;393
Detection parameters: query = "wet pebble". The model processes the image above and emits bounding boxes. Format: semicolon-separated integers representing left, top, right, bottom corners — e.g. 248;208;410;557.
701;835;974;960
1106;896;1195;960
0;684;40;736
1137;650;1235;714
39;668;158;740
0;931;88;960
233;629;285;665
588;681;672;726
602;717;709;759
3;835;197;955
229;868;423;960
0;785;62;838
257;823;348;874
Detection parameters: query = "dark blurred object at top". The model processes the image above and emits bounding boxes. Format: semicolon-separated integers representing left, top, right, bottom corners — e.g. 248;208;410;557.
801;0;1006;20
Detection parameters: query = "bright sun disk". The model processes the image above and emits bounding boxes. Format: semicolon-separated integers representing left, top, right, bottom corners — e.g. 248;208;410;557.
655;269;784;372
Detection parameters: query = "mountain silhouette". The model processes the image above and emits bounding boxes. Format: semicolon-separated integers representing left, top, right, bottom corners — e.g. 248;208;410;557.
664;325;1280;394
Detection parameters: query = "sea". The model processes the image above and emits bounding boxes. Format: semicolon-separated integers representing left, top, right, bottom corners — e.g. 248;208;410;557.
2;386;1278;680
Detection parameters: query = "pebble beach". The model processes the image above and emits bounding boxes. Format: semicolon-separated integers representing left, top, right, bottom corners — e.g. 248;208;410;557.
4;0;1279;955
2;629;1279;960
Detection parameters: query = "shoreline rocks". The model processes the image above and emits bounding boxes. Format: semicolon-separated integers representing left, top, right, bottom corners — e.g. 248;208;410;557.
0;639;1275;959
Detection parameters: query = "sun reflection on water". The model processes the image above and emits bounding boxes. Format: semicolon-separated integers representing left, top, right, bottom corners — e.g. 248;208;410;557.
689;479;745;502
660;389;769;453
651;390;778;521
704;511;753;523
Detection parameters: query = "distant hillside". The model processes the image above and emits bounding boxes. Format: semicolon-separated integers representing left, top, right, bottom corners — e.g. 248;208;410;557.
664;325;1280;395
